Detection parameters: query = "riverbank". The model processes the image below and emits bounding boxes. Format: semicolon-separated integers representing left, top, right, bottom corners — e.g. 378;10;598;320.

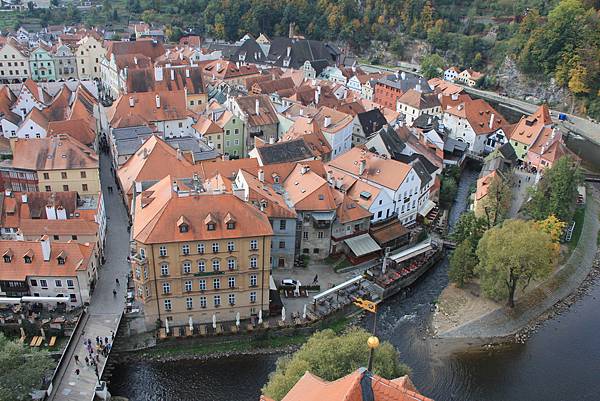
431;189;599;341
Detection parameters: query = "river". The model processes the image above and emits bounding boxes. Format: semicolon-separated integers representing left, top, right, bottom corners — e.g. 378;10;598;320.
109;164;600;401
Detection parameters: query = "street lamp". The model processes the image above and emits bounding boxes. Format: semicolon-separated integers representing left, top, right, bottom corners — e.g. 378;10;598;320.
367;335;380;372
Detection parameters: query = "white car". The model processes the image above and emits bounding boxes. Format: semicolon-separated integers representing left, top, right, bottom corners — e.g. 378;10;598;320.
281;279;301;287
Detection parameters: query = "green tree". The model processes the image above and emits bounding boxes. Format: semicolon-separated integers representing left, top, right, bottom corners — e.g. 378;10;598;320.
527;156;582;221
389;36;405;58
480;173;512;227
449;239;478;287
439;175;457;209
476;219;556;307
420;53;445;79
0;333;54;401
262;328;409;401
451;211;488;246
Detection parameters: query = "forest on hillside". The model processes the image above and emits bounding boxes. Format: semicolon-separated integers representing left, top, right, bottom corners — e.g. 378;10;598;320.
9;0;600;118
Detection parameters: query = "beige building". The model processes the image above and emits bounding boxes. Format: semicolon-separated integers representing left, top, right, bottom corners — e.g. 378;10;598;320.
76;33;105;80
130;174;273;330
0;38;31;83
10;134;100;194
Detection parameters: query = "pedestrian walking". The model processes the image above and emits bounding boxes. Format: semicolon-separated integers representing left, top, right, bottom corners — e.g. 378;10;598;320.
110;331;115;341
99;339;103;346
74;355;80;365
113;289;117;297
85;356;89;366
115;278;120;286
104;336;109;344
96;336;100;344
75;369;80;376
95;354;100;363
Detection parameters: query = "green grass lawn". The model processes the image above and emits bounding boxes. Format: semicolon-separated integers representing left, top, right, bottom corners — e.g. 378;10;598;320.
568;207;585;251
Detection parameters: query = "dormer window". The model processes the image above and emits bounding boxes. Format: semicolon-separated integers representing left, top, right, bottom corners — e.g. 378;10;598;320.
24;256;32;264
3;255;11;263
207;223;216;231
204;213;217;231
224;212;236;229
177;216;190;233
57;257;65;265
226;222;235;230
179;224;189;233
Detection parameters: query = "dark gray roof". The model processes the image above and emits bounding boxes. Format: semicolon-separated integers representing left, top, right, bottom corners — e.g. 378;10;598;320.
411;159;432;188
229;38;267;64
338;54;357;67
498;142;518;161
207;42;240;58
309;59;329;76
378;72;432;94
257;139;314;165
443;137;468;153
357;109;388;138
266;38;339;69
371;126;406;160
165;137;220;162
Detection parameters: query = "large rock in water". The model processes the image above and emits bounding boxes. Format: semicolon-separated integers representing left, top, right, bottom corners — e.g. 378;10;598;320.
496;56;571;109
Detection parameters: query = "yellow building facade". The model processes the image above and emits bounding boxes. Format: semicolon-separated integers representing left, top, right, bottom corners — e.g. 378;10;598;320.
38;167;100;194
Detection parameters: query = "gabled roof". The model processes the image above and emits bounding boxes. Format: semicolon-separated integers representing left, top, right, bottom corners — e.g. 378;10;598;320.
314;106;353;134
107;90;189;128
236;169;296;219
126;66;206;95
357;109;387;137
283;164;337;211
106;39;165;61
281;117;332;159
11;134;98;171
397;89;441;110
256;139;315;165
445;98;508;136
267;38;338;69
47;119;96;146
235;95;278;127
509;104;552;146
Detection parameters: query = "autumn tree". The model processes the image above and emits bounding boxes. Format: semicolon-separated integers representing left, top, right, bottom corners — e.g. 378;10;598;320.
449;239;478;287
0;333;54;401
480;173;512;227
476;219;557;307
262;328;409;401
527;156;582;221
536;214;567;243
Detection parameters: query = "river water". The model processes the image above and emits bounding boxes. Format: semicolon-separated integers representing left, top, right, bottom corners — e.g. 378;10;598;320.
110;164;600;400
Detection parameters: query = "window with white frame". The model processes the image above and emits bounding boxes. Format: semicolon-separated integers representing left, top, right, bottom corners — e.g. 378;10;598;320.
250;256;257;269
228;293;236;305
228;277;235;288
164;299;172;311
228;258;236;270
199;279;206;290
67;279;74;288
212;259;220;271
186;297;193;309
250;291;257;303
182;244;190;255
250;274;257;287
183;261;191;273
250;239;258;250
160;263;169;276
197;243;205;254
227;241;235;251
184;280;192;291
159;246;167;256
162;282;171;294
213;278;220;289
200;296;207;308
198;260;205;272
212;242;219;253
213;295;221;307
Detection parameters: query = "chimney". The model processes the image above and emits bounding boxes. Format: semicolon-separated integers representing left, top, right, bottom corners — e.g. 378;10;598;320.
172;180;179;193
324;115;331;128
395;71;399;79
415;83;421;93
326;170;333;185
301;165;310;175
56;206;67;220
255;98;260;115
299;108;304;116
489;113;495;129
133;56;138;65
258;169;264;182
185;69;190;78
358;158;366;175
154;66;163;81
315;88;320;105
142;147;148;159
45;204;57;220
335;177;344;189
40;235;51;262
170;69;175;81
451;93;458;101
129;96;134;107
269;137;275;145
21;194;27;203
155;94;161;108
176;148;183;160
286;46;291;58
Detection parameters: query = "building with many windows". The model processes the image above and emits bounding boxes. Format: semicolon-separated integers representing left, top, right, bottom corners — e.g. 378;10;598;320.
130;174;273;329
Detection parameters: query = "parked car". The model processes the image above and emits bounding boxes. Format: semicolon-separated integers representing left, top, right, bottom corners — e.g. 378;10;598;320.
281;279;301;287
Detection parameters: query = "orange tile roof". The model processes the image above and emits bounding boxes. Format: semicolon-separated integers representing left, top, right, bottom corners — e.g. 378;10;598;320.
106;39;165;61
475;170;497;201
335;101;366;117
336;194;371;223
11;134;98;171
283;164;337;211
0;239;94;281
445;98;508;136
19;219;98;237
428;78;463;96
202;60;260;80
280;116;332;159
314;106;353;134
235;95;279;127
398;89;441;110
280;369;432;401
193;116;223;135
328;147;411;190
509;104;553;146
107;90;189;128
237;169;296;219
133;175;273;244
47;119;96;146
